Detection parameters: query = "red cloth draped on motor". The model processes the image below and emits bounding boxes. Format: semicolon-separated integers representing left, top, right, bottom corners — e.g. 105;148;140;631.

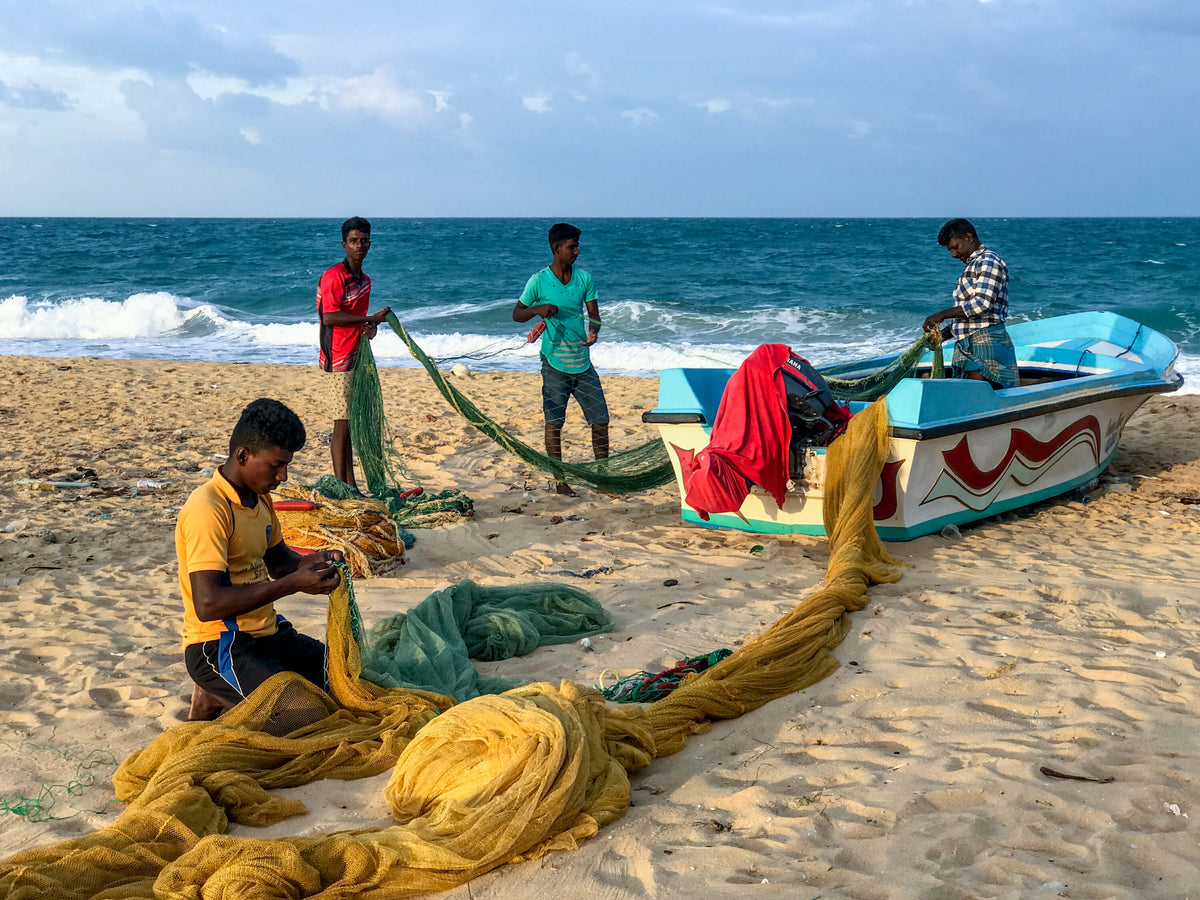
681;344;851;520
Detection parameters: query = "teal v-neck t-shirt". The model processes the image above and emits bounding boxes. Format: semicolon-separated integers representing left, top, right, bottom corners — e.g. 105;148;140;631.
517;267;597;374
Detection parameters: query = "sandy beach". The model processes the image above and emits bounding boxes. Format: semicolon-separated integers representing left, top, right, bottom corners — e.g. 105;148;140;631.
2;354;1199;899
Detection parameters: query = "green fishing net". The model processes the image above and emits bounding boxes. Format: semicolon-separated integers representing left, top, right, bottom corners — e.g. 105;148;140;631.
822;331;945;402
349;576;614;703
357;314;942;496
382;313;678;492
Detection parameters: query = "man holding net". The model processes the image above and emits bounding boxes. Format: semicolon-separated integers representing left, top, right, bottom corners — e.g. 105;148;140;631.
317;216;392;490
175;398;342;720
512;222;610;496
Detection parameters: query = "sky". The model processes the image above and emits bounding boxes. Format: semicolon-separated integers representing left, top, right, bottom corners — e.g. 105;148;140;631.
0;1;1197;217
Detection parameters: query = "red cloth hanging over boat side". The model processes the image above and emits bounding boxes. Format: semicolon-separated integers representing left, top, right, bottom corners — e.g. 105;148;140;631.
682;344;794;519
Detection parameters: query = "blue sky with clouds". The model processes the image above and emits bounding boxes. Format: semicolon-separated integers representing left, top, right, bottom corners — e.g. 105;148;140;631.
1;1;1197;217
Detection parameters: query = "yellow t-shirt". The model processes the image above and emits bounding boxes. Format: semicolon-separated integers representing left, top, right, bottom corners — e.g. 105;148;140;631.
175;469;284;649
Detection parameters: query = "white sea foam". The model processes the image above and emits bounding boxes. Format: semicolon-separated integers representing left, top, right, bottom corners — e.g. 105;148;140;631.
0;292;191;339
2;291;1196;394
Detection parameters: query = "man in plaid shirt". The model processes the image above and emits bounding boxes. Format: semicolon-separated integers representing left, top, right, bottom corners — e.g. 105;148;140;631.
923;218;1018;388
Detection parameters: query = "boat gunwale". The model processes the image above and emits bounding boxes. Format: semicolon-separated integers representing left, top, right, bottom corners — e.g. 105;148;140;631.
643;371;1182;436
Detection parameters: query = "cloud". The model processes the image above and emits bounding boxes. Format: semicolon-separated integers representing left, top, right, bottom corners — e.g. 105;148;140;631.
621;107;659;125
240;126;262;145
0;79;71;110
522;95;552;113
700;98;732;114
564;51;599;87
333;67;428;122
0;2;298;85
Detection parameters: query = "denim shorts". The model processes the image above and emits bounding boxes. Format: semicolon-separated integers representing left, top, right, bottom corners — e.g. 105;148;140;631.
541;360;610;426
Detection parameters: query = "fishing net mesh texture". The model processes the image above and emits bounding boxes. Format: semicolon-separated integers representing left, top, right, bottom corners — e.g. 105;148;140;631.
382;313;678;492
824;330;945;402
372;314;939;492
0;399;899;899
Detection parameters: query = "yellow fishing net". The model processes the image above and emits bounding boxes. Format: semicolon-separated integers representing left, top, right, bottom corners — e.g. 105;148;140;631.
0;399;899;899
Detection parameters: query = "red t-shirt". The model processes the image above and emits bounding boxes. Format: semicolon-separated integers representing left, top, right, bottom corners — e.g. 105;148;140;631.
317;260;371;372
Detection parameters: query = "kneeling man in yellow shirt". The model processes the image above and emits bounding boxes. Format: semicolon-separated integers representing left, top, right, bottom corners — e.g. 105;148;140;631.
175;398;342;719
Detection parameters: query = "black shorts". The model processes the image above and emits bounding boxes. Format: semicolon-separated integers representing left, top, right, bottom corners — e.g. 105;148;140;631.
541;360;609;426
185;620;327;706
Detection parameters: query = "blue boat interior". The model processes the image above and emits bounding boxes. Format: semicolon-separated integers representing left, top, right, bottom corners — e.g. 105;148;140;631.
644;312;1181;436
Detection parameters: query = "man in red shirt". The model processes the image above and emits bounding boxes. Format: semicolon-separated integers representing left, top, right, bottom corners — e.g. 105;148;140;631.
317;217;391;489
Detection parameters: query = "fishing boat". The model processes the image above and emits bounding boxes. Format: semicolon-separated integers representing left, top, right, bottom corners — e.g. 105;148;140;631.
643;312;1183;540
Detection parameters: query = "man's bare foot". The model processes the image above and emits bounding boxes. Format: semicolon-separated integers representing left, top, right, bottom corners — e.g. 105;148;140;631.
188;684;232;721
555;481;578;497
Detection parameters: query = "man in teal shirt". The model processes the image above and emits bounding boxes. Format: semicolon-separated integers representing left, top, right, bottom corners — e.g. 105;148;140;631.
512;222;609;496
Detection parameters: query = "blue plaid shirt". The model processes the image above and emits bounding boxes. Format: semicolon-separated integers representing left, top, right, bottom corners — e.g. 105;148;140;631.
950;246;1008;340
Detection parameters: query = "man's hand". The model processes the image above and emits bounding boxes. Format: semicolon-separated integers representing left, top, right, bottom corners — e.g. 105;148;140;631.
364;322;378;339
584;330;599;346
290;551;343;595
922;313;943;333
538;304;558;318
368;307;392;325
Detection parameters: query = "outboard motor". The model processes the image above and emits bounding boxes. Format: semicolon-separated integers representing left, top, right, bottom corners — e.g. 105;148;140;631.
781;353;851;479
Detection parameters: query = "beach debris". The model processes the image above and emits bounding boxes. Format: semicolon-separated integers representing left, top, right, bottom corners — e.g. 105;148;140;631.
547;566;613;579
522;492;538;504
19;480;94;491
1;521;25;534
940;523;961;539
662;578;679;587
37;530;57;544
1039;765;1113;784
136;479;172;489
550;515;564;524
749;540;779;560
449;363;471;378
1179;496;1200;505
579;638;594;652
1155;650;1167;658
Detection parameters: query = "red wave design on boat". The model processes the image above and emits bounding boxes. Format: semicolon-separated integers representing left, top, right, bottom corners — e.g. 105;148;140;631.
671;444;697;491
872;459;904;520
938;415;1101;493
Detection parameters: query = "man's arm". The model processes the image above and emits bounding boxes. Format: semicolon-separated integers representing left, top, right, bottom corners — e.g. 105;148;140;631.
584;299;601;346
189;550;342;623
322;307;391;327
923;306;966;334
512;300;558;323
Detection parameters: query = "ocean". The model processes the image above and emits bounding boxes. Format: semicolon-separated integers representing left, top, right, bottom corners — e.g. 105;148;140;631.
2;217;1197;391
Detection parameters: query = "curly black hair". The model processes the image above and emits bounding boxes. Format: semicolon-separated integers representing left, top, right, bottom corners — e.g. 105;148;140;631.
229;398;306;455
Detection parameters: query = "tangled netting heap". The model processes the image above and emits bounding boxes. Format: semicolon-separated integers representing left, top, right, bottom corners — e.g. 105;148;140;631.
0;399;900;900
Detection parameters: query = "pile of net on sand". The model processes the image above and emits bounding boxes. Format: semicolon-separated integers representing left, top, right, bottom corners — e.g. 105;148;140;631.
0;399;900;899
273;484;406;578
